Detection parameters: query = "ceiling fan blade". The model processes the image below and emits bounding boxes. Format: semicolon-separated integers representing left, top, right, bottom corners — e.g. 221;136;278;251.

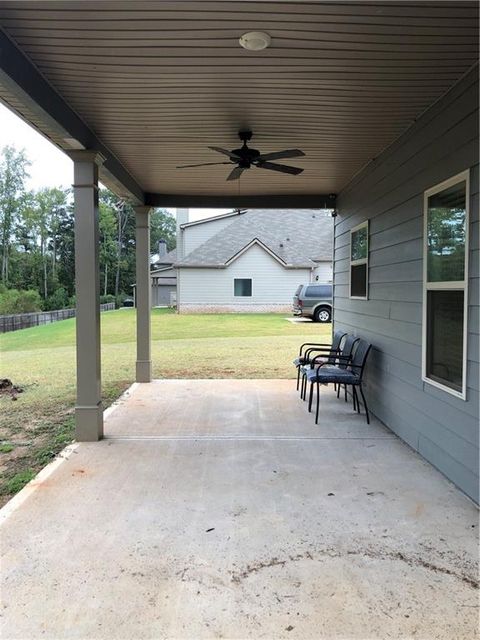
256;161;304;176
208;146;242;160
176;161;232;168
226;166;245;181
257;149;305;162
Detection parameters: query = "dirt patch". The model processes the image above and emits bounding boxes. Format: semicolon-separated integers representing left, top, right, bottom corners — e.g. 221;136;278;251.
231;547;479;590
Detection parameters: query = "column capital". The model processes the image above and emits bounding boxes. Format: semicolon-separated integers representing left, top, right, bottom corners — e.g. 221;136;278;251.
134;205;153;215
67;150;106;166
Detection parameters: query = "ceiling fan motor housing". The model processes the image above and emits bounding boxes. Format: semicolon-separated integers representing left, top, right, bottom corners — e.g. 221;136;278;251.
232;145;260;168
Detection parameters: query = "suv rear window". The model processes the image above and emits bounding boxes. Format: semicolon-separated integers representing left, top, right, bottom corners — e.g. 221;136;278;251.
295;285;303;296
305;285;332;298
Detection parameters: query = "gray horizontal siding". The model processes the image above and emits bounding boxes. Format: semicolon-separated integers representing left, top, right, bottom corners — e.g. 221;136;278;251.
333;65;479;503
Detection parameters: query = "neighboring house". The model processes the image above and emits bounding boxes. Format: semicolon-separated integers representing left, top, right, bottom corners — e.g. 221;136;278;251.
175;209;333;312
132;244;177;307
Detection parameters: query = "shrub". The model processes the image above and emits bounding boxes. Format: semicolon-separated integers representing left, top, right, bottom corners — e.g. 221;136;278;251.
0;289;43;314
100;294;116;305
44;287;70;311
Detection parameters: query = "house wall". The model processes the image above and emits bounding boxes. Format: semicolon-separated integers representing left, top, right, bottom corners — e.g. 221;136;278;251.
182;215;241;257
152;284;176;306
178;243;310;312
333;66;479;502
312;262;333;283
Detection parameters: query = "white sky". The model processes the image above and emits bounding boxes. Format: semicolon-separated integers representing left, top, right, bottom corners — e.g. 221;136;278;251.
0;103;229;222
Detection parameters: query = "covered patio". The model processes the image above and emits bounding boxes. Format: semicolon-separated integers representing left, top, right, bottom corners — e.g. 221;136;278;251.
0;2;478;638
2;380;478;639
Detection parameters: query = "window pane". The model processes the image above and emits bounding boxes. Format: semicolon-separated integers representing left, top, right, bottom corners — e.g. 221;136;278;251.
427;181;466;282
350;263;367;297
234;279;252;297
305;285;332;298
426;290;464;392
351;226;368;261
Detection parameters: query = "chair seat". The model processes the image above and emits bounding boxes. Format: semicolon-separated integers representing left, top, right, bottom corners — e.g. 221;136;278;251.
305;366;359;385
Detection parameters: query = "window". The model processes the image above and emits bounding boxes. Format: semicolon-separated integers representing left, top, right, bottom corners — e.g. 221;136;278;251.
234;278;252;297
350;221;368;299
423;170;469;399
305;285;332;298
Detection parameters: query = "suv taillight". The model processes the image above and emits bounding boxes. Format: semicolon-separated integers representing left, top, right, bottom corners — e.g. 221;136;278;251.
298;299;303;307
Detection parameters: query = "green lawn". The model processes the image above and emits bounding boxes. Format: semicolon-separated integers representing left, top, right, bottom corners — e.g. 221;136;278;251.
0;309;329;504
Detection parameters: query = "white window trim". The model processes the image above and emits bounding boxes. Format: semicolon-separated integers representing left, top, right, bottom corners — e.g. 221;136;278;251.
349;220;369;300
233;278;252;297
421;169;470;401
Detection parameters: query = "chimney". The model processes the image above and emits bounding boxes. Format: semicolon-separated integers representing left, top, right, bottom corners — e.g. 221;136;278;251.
158;239;167;259
176;208;189;260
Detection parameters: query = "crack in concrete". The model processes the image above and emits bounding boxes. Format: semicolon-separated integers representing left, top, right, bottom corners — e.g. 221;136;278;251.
231;548;479;590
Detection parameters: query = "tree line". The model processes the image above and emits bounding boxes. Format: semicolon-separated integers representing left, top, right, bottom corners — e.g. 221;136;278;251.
0;145;176;314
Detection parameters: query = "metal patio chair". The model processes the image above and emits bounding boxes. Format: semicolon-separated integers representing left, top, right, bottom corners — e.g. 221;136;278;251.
293;330;347;392
301;334;359;403
305;338;372;425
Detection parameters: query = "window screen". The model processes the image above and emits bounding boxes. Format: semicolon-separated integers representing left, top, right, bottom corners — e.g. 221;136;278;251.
426;290;464;393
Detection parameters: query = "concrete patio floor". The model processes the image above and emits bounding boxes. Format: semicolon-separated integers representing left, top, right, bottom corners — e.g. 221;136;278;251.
1;379;478;640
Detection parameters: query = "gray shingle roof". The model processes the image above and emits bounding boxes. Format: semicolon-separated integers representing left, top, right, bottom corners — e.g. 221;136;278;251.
176;209;333;268
151;248;177;266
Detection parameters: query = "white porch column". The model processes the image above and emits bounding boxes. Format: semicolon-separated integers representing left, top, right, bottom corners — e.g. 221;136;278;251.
69;150;105;441
135;206;152;382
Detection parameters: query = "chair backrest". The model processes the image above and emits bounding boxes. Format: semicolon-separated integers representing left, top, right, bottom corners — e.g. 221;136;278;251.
327;330;347;363
349;339;372;377
337;334;359;368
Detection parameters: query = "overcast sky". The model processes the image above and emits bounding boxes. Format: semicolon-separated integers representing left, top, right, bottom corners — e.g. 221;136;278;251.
0;102;229;222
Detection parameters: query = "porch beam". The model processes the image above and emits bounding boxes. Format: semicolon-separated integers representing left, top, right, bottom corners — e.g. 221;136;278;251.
69;150;104;441
0;29;144;205
135;206;152;383
145;193;337;209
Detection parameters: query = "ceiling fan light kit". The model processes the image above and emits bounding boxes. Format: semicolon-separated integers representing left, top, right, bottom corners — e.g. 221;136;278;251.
239;31;271;51
177;131;305;182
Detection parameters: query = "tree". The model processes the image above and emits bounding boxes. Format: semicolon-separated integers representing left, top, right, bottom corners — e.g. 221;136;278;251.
150;209;176;254
0;145;30;285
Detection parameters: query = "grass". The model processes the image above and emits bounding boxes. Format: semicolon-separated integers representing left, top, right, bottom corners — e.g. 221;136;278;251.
0;309;329;504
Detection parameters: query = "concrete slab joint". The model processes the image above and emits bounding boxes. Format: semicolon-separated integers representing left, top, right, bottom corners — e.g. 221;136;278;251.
70;150;105;441
135;206;152;383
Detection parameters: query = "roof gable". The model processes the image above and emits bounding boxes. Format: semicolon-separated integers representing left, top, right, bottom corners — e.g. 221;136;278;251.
176;209;333;268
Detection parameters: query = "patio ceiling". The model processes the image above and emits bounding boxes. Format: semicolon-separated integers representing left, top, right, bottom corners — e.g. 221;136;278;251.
0;1;478;206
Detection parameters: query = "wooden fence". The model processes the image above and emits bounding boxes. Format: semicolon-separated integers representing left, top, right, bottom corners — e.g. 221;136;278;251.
0;303;116;333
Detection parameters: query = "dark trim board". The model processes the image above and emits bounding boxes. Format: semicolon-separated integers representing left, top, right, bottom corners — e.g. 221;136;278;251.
0;28;144;204
145;193;337;209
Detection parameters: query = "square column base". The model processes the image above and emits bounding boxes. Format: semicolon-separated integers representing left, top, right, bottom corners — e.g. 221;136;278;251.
75;404;103;441
136;360;152;383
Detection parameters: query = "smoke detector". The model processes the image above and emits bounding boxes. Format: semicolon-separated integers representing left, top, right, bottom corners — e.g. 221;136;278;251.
239;31;271;51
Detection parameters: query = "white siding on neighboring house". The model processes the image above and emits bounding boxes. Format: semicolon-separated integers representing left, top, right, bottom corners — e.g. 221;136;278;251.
182;216;241;256
178;243;310;311
312;262;333;282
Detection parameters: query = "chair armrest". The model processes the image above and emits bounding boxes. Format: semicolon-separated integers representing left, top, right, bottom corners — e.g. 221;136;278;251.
313;353;352;367
305;346;334;361
298;341;330;356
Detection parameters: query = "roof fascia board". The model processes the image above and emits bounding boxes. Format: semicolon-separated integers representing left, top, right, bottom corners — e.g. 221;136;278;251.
0;29;144;204
146;194;337;209
180;209;246;228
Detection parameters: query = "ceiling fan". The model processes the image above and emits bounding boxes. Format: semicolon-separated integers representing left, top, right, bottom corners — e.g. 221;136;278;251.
176;131;305;181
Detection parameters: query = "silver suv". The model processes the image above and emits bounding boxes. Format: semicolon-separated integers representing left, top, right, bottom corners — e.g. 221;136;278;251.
293;283;333;323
